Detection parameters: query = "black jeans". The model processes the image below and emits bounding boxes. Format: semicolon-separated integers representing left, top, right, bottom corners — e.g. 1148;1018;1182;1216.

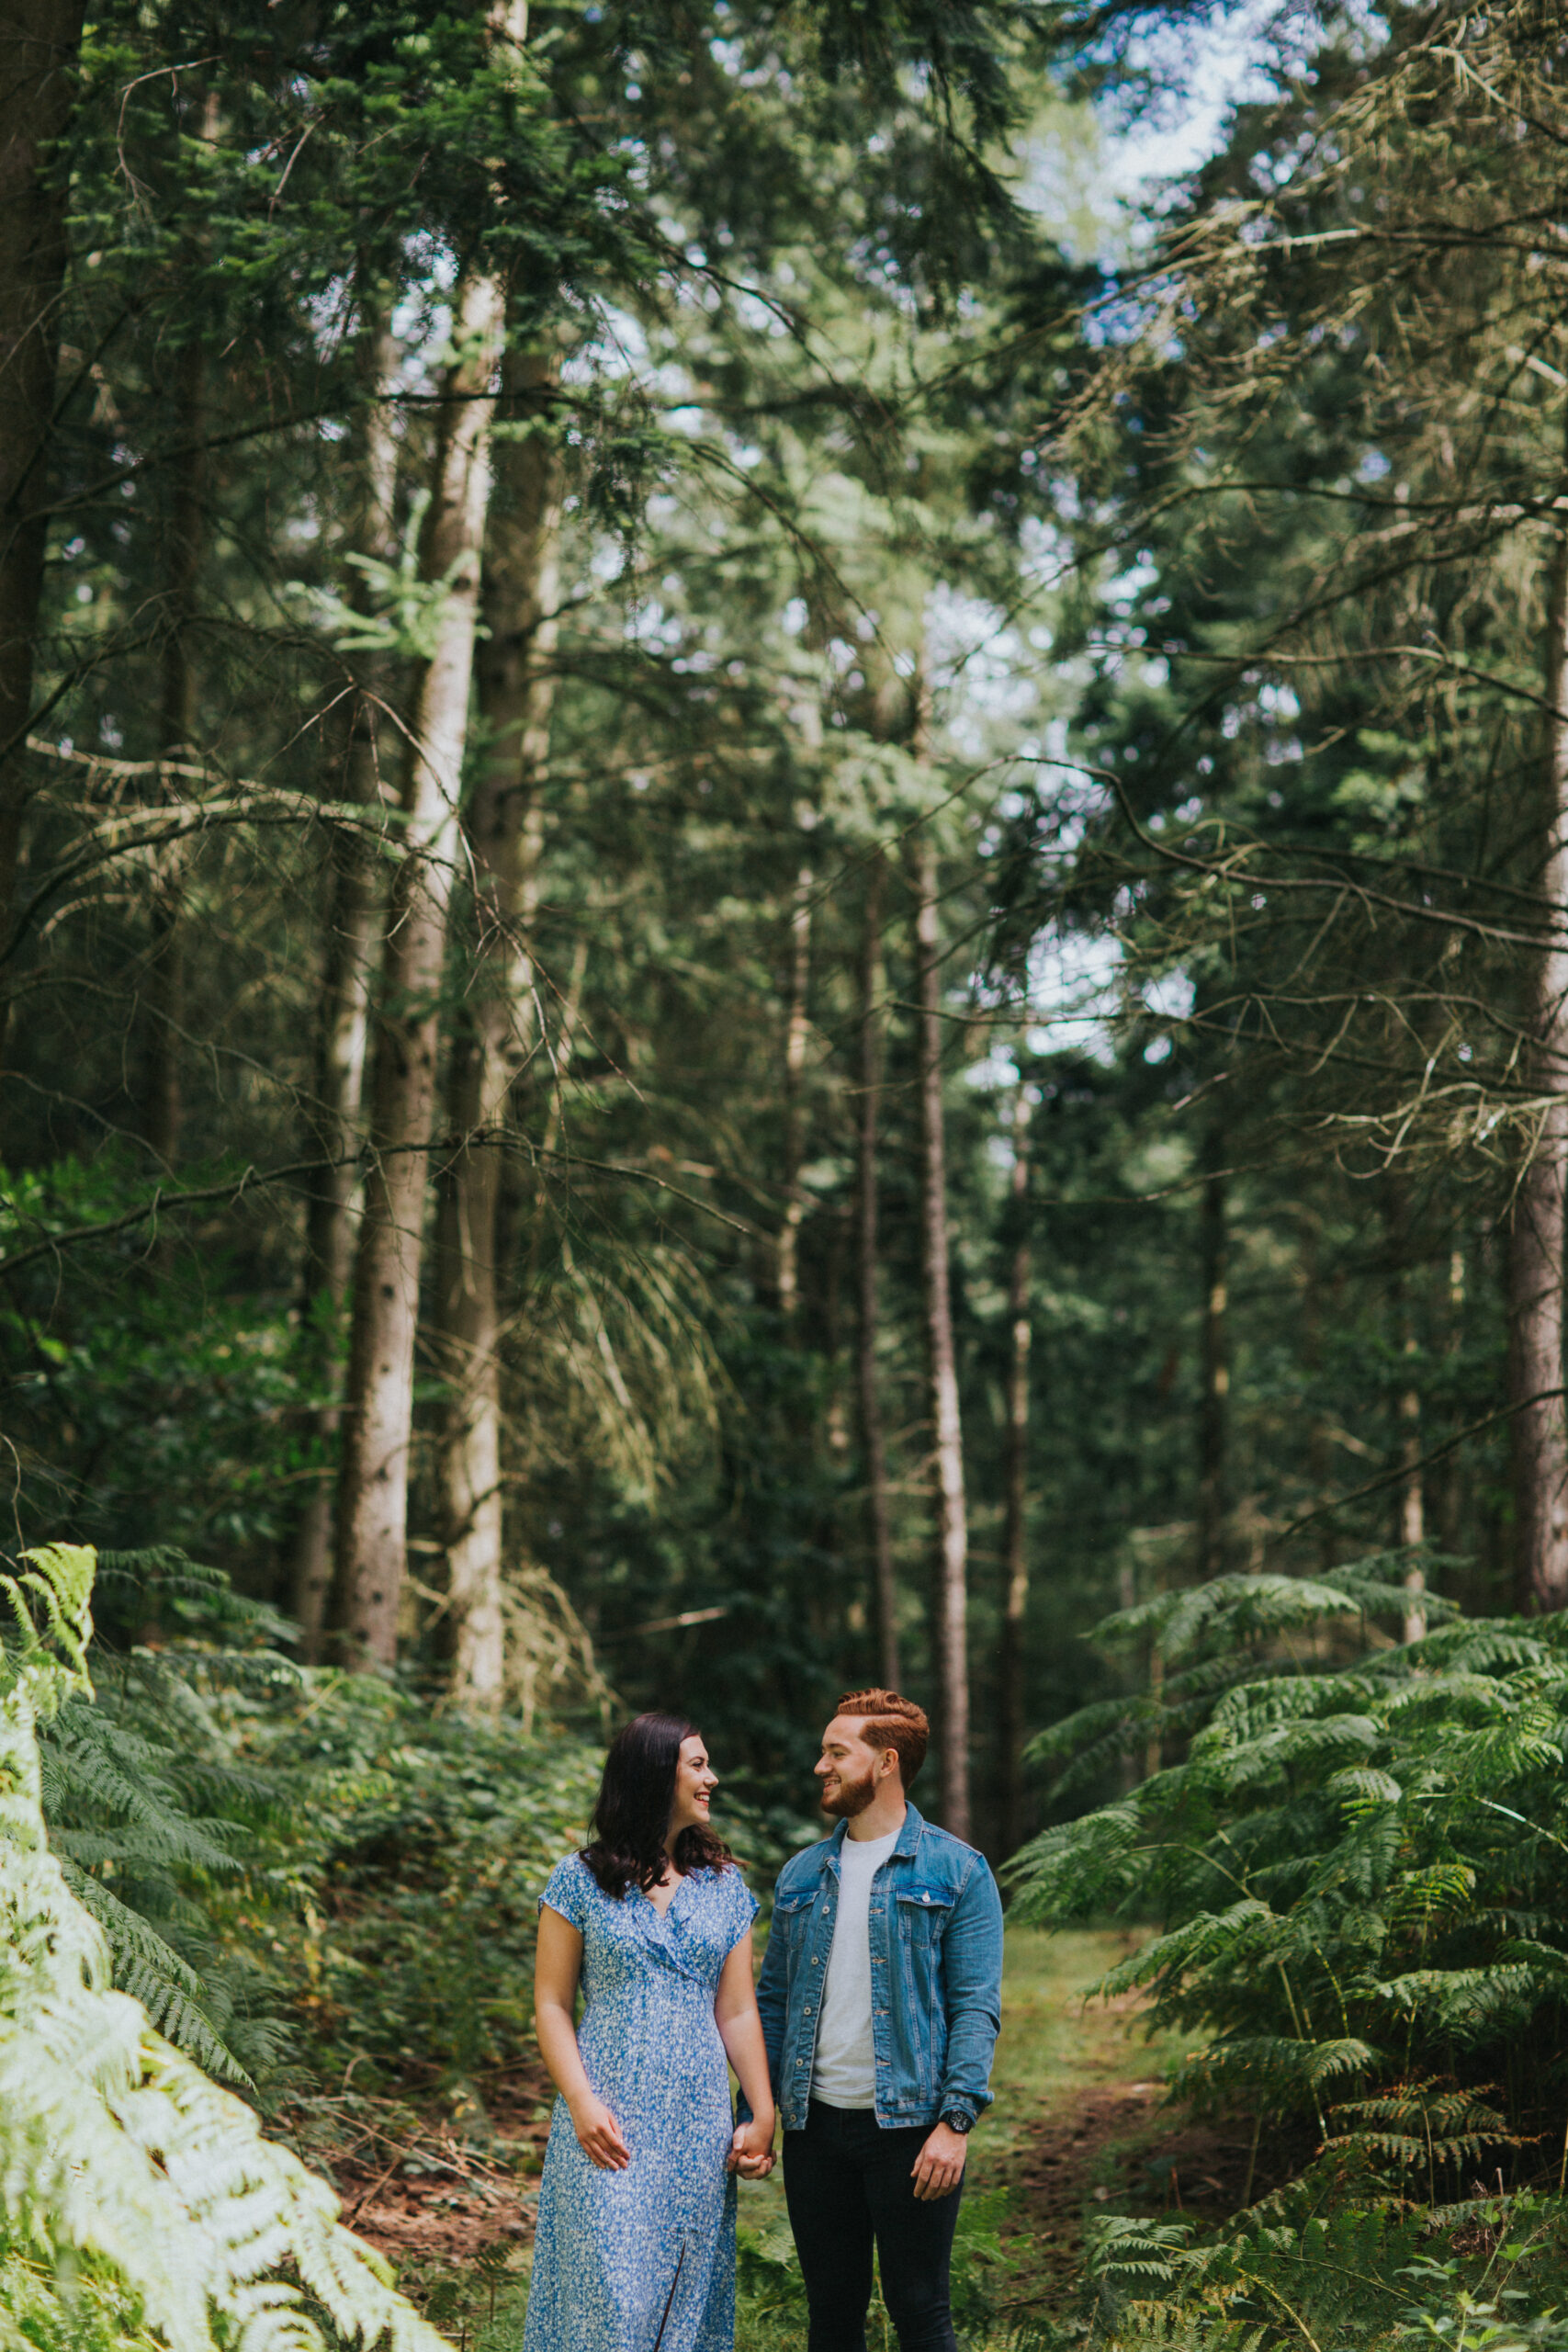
783;2101;962;2352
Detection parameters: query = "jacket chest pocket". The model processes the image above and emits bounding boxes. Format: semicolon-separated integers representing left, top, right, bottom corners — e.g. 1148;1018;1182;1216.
895;1886;955;1948
773;1890;818;1949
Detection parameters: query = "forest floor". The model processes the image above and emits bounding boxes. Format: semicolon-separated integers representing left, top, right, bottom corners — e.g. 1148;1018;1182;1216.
980;1928;1298;2290
307;1924;1283;2309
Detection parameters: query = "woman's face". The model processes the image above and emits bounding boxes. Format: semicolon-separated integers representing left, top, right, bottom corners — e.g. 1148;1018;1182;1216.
668;1732;717;1838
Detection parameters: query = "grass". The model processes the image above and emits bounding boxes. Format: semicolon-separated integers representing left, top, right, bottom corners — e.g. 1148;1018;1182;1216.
988;1928;1180;2130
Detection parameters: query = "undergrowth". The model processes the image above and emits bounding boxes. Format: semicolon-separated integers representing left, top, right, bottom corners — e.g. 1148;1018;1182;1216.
1010;1555;1568;2174
41;1543;807;2134
1066;2174;1568;2352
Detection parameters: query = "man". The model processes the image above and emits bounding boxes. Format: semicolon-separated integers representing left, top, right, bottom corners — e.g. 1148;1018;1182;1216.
751;1689;1004;2352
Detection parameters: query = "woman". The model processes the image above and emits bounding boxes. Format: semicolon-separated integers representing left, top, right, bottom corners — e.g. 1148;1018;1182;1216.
525;1714;776;2352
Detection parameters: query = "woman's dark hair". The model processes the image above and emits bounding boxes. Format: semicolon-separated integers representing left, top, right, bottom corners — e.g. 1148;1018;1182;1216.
581;1713;733;1899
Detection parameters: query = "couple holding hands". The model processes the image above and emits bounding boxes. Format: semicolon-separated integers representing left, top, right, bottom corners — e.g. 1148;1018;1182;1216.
524;1689;1005;2352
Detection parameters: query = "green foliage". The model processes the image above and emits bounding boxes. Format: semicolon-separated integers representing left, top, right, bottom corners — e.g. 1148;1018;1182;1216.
0;2241;166;2352
25;1544;614;2102
24;1546;305;2089
0;1541;446;2352
1010;1563;1568;2163
301;493;481;663
249;1673;604;2085
1;1158;305;1561
1071;2185;1568;2352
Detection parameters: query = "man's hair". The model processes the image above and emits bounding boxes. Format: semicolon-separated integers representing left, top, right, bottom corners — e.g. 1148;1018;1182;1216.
834;1689;930;1790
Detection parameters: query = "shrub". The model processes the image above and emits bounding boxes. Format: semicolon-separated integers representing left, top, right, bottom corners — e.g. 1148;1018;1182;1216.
0;1541;445;2352
1008;1560;1568;2174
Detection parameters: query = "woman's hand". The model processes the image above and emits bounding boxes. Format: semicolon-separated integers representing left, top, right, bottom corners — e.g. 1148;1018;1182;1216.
728;2113;775;2178
570;2094;631;2170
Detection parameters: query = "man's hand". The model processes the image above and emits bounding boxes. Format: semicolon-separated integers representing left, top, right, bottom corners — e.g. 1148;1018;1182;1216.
728;2115;776;2178
910;2121;968;2201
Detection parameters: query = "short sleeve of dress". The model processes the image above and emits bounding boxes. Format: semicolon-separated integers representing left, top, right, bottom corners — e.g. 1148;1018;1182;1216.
724;1868;761;1951
539;1852;592;1929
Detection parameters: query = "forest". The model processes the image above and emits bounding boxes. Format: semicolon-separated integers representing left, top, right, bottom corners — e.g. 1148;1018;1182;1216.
6;0;1568;2346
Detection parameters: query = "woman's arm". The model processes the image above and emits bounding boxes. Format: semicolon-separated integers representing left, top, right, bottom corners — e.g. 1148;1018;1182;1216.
535;1905;631;2170
715;1929;775;2177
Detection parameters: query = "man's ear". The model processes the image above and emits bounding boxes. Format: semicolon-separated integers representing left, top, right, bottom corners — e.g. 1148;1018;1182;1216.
878;1747;900;1783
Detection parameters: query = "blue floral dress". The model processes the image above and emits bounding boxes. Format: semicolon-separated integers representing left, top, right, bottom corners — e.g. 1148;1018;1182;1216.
525;1853;759;2352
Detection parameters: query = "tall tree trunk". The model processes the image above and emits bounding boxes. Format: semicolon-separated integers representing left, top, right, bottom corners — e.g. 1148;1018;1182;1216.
0;0;86;1060
776;851;813;1324
1388;1179;1426;1642
998;1080;1032;1856
142;85;221;1172
1510;471;1568;1612
855;850;898;1690
1438;1242;1467;1568
1197;1134;1230;1580
1299;1210;1337;1577
144;320;208;1171
289;314;400;1658
909;831;970;1838
432;346;560;1710
334;264;505;1669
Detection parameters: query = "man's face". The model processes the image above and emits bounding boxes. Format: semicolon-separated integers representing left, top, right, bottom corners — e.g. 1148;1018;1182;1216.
816;1715;890;1818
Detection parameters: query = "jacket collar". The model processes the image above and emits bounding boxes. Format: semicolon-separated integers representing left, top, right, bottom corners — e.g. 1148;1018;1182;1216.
818;1800;924;1877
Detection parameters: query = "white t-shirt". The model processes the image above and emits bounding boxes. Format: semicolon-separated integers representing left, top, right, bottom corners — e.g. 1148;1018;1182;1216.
810;1826;900;2109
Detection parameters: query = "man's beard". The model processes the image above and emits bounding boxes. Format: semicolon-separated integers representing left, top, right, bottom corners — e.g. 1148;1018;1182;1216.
819;1770;876;1820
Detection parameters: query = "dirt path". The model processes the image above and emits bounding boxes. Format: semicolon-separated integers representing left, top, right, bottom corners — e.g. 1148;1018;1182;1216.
983;1928;1293;2282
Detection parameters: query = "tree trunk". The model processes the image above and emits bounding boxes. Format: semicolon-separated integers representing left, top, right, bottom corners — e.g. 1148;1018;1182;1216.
854;850;899;1690
1388;1179;1427;1642
998;1080;1032;1855
1398;1330;1426;1639
141;85;223;1171
0;0;86;1057
288;315;400;1658
776;852;813;1324
1197;1136;1230;1580
143;318;208;1172
909;831;970;1838
1438;1243;1466;1568
1299;1211;1337;1577
1510;474;1568;1612
334;264;505;1669
432;346;560;1711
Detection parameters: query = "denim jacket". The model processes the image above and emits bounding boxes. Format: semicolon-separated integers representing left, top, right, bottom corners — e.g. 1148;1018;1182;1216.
751;1803;1003;2133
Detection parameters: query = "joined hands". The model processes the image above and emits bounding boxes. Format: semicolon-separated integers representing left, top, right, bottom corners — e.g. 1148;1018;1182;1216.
728;2116;776;2179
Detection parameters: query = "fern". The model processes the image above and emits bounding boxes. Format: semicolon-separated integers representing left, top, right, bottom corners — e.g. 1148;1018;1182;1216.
0;1544;447;2352
32;1550;310;2087
1009;1555;1568;2163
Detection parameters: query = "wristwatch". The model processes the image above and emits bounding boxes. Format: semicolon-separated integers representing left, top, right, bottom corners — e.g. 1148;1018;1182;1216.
942;2110;974;2135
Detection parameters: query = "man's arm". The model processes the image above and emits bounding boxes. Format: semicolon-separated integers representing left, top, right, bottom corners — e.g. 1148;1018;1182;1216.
911;1854;1005;2201
937;1854;1004;2125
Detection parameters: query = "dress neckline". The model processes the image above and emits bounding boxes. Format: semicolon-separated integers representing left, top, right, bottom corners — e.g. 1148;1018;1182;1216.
639;1866;687;1922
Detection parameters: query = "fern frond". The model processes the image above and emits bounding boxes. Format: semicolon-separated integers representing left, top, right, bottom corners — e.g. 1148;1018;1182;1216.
59;1865;252;2086
0;1546;447;2352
